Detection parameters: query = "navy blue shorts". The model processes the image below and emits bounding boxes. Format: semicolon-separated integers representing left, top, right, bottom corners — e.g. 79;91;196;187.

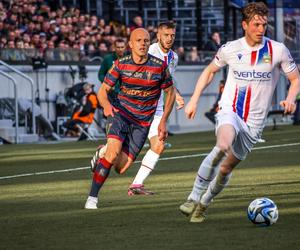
106;112;150;161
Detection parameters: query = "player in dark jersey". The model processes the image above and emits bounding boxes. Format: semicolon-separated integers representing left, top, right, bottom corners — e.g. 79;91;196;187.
84;28;176;209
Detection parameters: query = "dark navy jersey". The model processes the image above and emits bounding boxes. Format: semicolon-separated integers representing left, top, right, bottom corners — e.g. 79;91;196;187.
103;54;173;126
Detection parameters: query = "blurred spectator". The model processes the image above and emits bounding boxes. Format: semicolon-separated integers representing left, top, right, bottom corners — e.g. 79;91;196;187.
129;15;143;32
186;46;201;62
176;46;186;62
204;31;221;51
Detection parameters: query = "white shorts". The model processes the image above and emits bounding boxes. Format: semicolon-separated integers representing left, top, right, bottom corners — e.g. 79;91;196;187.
215;110;262;160
148;115;162;139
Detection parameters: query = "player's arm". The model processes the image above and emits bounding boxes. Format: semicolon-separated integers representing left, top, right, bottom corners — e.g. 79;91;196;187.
281;69;300;114
158;86;175;141
97;83;114;117
185;61;220;119
174;86;184;110
98;62;120;117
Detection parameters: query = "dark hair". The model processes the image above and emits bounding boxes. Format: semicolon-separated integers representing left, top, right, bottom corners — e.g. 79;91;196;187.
114;38;125;45
242;2;269;23
158;21;176;30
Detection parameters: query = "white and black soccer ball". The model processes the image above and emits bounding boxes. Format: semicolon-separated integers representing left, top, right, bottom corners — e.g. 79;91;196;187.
247;198;279;226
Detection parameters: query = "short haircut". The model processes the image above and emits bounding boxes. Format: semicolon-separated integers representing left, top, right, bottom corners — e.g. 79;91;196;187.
114;38;125;45
158;21;176;30
242;2;269;23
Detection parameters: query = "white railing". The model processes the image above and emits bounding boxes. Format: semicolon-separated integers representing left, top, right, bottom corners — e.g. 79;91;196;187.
0;70;19;143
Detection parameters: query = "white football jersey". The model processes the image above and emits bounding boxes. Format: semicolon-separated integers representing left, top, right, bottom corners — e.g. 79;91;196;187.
149;43;178;116
214;36;297;129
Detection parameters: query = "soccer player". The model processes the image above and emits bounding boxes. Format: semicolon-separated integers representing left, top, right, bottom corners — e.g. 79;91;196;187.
128;21;185;195
179;2;300;223
84;28;175;209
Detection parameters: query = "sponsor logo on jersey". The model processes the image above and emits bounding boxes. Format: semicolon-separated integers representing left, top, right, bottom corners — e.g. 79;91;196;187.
233;70;272;79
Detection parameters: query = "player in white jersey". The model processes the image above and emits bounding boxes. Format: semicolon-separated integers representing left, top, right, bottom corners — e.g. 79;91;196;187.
179;2;300;223
128;21;185;195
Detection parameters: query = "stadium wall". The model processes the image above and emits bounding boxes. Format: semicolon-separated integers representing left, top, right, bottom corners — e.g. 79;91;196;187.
0;65;289;133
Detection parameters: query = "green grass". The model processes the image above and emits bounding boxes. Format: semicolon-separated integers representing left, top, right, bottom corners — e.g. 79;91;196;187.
1;125;300;250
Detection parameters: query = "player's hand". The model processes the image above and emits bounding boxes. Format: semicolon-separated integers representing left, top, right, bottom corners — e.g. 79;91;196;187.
103;104;115;117
175;93;185;110
158;120;168;141
280;100;296;114
185;100;198;119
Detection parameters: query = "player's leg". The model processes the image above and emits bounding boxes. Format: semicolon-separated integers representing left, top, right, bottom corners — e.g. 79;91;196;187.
85;138;122;209
190;150;239;223
116;122;150;174
129;116;164;195
190;119;260;222
90;144;107;172
90;115;114;172
85;113;125;209
180;123;236;216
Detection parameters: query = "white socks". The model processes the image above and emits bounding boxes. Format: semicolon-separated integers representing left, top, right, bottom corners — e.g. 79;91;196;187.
201;171;232;206
132;149;160;185
188;146;225;202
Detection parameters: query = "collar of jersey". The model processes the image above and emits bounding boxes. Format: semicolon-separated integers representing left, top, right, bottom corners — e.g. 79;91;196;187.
241;36;266;51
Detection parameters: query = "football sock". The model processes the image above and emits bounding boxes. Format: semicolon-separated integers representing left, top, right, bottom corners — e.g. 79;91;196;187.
89;157;113;197
200;171;232;206
132;149;160;185
188;146;225;202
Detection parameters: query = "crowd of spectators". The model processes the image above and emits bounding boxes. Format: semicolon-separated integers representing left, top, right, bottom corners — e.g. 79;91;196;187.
0;0;219;63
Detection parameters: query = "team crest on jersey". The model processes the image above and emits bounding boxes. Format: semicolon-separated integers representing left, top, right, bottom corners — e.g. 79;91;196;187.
237;53;243;60
263;53;272;63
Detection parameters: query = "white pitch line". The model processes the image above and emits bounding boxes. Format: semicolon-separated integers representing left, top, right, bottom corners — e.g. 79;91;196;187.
0;142;299;181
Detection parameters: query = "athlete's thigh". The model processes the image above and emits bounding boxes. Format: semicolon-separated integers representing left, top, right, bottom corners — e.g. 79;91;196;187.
216;124;236;150
231;125;260;160
123;123;149;161
148;115;161;140
215;110;238;149
105;112;128;163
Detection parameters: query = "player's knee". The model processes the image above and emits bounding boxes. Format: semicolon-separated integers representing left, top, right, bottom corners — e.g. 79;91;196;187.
216;142;231;154
220;164;233;175
151;143;164;155
104;150;120;163
150;137;165;155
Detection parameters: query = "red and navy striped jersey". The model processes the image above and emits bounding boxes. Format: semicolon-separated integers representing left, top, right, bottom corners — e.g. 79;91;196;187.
103;54;173;126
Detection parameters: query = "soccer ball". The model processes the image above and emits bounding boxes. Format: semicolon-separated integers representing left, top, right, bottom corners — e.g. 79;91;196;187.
247;198;279;226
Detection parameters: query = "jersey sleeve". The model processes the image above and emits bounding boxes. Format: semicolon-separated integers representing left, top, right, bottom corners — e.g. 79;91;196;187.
169;53;178;76
213;43;228;68
280;44;297;75
161;67;174;89
103;60;121;87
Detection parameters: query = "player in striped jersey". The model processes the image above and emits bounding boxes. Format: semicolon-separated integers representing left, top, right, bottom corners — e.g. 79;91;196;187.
179;2;300;222
85;28;175;209
128;21;185;195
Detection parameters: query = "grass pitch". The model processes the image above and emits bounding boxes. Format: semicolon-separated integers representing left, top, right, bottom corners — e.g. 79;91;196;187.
0;125;300;250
